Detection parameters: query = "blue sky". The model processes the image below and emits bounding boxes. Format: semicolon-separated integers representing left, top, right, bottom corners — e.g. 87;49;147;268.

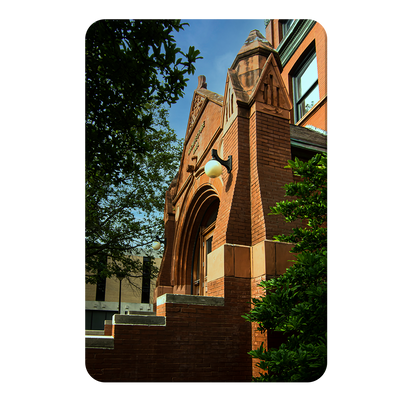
167;19;267;141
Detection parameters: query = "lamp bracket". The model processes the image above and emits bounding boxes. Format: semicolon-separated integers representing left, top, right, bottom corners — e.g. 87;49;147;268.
211;149;232;174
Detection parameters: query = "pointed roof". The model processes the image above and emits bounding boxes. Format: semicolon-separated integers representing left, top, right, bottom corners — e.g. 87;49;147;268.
238;29;275;54
231;29;282;72
226;68;249;104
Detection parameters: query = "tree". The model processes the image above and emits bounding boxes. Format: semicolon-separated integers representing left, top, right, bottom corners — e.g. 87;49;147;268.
85;20;201;285
243;153;327;382
86;19;201;182
85;104;183;286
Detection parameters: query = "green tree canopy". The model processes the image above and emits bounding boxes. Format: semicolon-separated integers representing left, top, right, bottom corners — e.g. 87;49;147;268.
85;104;183;285
85;20;201;285
86;19;201;182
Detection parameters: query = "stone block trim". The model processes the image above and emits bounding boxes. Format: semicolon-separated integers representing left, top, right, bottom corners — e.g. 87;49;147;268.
156;293;224;307
85;336;114;350
113;314;166;326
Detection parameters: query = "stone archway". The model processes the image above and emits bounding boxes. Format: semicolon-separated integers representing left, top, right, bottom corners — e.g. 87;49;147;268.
190;199;219;296
173;184;220;295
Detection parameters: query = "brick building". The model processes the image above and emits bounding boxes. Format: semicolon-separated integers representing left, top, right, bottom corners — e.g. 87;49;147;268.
86;20;327;382
264;19;327;132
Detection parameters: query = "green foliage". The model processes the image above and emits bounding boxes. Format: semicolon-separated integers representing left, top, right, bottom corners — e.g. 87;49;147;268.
269;153;327;253
86;20;199;285
86;19;201;182
251;337;327;382
86;104;183;285
243;153;327;382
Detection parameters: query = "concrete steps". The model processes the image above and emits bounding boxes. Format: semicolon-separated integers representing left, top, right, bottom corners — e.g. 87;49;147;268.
85;330;104;336
85;313;165;349
128;311;156;316
85;335;114;349
113;314;165;326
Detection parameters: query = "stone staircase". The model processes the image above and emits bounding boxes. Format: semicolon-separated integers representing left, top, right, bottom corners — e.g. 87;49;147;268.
112;313;165;326
85;311;164;349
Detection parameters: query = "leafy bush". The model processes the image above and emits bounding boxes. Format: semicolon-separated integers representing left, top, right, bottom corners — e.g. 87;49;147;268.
243;153;327;382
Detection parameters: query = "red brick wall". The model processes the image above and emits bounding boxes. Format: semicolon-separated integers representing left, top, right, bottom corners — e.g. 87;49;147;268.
225;116;252;246
83;275;285;384
156;302;166;317
250;111;293;244
211;147;230;250
86;276;252;382
214;109;294;250
207;276;224;298
213;116;252;250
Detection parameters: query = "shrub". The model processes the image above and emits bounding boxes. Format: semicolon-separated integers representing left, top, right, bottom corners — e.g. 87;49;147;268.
243;153;327;382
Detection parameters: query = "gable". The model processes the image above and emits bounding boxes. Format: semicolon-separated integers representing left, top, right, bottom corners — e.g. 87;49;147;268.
172;87;223;202
185;92;207;142
250;53;292;118
222;75;237;136
221;69;249;135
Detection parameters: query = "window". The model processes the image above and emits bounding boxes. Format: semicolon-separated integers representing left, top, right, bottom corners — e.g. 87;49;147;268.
292;50;319;122
95;277;106;301
193;226;214;296
141;257;151;303
95;255;107;301
281;19;294;37
205;235;213;278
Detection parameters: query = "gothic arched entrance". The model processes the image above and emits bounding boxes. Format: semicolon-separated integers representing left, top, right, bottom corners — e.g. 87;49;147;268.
174;184;220;295
191;199;219;295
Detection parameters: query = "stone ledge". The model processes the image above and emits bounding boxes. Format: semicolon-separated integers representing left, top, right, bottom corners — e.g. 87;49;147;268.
113;314;166;326
85;336;114;349
156;293;225;307
85;330;104;336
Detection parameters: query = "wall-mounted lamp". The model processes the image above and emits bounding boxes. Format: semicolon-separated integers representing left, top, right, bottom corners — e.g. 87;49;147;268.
152;235;166;250
204;149;232;178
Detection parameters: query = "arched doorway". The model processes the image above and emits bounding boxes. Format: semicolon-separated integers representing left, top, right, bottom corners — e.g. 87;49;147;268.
174;184;220;295
191;201;219;295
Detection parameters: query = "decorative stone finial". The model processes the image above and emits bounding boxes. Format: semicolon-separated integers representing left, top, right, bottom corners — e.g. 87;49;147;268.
197;75;207;89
